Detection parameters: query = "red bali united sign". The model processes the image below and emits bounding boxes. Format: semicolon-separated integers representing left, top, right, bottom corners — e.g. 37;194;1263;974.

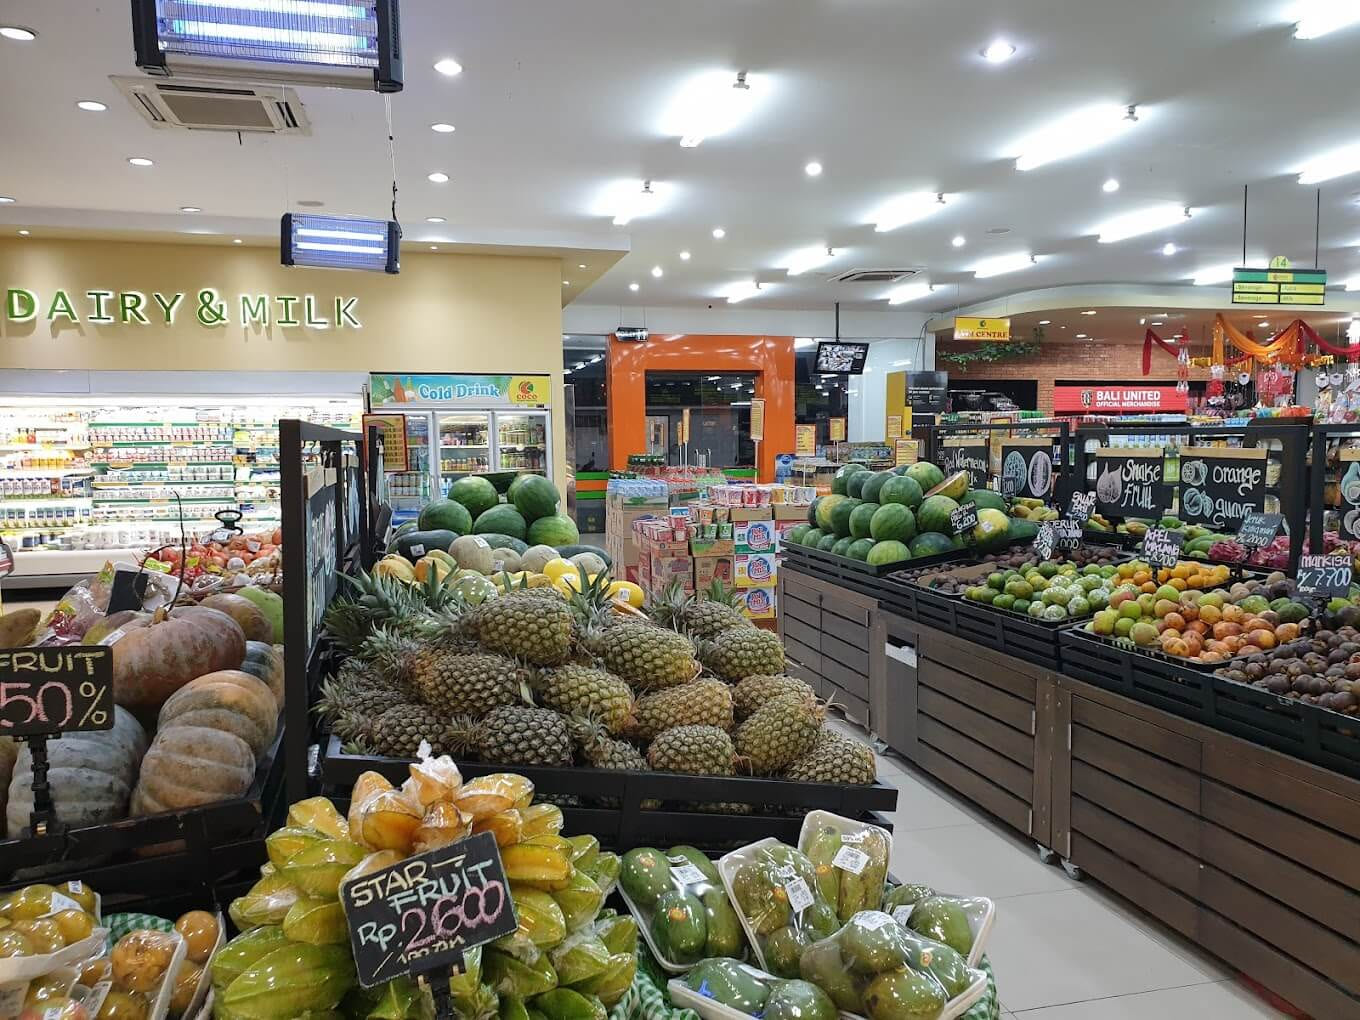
1053;385;1188;414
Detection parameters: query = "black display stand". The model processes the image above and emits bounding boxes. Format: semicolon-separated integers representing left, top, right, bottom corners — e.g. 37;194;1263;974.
920;419;1076;508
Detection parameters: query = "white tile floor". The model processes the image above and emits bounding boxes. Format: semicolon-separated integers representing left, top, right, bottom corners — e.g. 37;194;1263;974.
827;717;1294;1019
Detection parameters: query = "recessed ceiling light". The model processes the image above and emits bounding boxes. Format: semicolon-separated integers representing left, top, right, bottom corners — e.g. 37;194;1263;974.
952;235;966;247
18;229;30;236
712;227;726;239
562;279;569;285
651;265;663;278
1076;333;1088;338
0;196;14;204
232;238;242;244
1081;309;1097;315
76;100;107;112
1013;103;1141;172
1038;319;1051;325
1102;178;1120;193
430;245;439;251
1151;321;1163;326
1294;3;1360;39
180;206;201;213
431;122;456;133
428;172;450;183
679;250;691;260
434;58;463;76
805;161;823;177
1258;321;1270;328
426;216;446;223
1162;242;1178;256
629;282;640;291
0;26;36;41
578;263;587;269
669;70;760;148
1296;142;1360;184
982;39;1016;63
127;157;154;167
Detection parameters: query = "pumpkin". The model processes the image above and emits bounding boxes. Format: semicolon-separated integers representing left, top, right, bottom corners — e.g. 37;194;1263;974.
0;737;15;821
103;606;245;718
6;707;148;837
158;670;278;757
198;594;273;643
130;725;256;816
239;642;285;706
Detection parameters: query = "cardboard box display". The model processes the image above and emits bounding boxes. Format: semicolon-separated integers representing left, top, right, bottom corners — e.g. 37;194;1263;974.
736;520;778;553
738;585;777;619
693;554;735;589
735;552;778;587
690;537;735;557
773;504;810;521
727;507;774;524
649;553;694;579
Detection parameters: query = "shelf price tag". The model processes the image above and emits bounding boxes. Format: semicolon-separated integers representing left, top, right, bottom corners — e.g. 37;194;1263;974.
1066;491;1096;523
342;831;518;990
1236;512;1283;550
1297;554;1353;598
0;647;113;737
949;502;979;536
1033;523;1056;561
1143;527;1185;569
1054;519;1082;551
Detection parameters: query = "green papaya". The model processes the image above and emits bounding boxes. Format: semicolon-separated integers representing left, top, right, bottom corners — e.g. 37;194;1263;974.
221;943;356;1019
649;889;707;964
881;884;934;913
619;847;672;907
899;930;973;998
907;897;974;958
803;898;840;938
839;912;912;974
862;967;947;1020
212;926;291;996
667;845;721;883
682;958;771;1015
802;826;842;908
799;939;865;1013
700;885;746;959
762;979;838;1020
531;988;607;1020
765;924;816;978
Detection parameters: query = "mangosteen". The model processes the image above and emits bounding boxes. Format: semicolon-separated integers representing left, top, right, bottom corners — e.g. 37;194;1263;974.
1245;662;1265;681
1310;677;1329;696
1292;677;1312;694
1328;664;1347;679
1338;606;1360;630
1225;668;1247;684
1346;662;1360;681
1336;692;1358;712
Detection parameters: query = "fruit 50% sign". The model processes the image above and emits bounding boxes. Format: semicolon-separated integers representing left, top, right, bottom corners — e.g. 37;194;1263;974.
342;831;518;988
0;647;113;737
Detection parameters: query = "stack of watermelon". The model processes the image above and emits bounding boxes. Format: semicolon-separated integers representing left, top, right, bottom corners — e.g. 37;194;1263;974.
784;461;1012;567
412;473;580;550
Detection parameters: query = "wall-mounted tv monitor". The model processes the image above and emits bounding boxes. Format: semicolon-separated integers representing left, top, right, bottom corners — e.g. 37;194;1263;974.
814;341;870;374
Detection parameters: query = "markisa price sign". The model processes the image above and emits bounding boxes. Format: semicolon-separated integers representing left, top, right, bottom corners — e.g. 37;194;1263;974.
0;647;113;737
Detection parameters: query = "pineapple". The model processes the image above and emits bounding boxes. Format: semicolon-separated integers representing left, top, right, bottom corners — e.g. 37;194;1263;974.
453;706;573;766
533;665;635;734
328;567;457;649
629;679;733;742
571;717;660;809
782;731;877;785
732;674;814;721
343;703;453;758
649;579;752;639
700;628;786;681
316;674;405;732
377;639;531;718
589;621;700;690
647;725;737;775
733;692;825;775
472;592;574;666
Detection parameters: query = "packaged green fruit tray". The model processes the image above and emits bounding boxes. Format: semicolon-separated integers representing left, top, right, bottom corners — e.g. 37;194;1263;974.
617;846;751;973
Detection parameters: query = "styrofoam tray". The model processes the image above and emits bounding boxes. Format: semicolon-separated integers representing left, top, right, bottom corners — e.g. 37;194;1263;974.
889;894;995;970
668;958;987;1020
0;928;110;986
618;855;745;974
797;810;894;919
717;837;805;974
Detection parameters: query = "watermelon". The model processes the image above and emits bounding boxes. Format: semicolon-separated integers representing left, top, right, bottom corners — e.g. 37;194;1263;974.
508;474;532;501
849;502;880;540
879;475;924;509
786;524;812;547
972;508;1011;549
891;465;912;476
866;541;911;567
909;532;956;558
808;498;823;527
449;476;500;519
967;489;1007;513
817;533;840;551
477;533;529;555
418;498;473;536
905;462;945;493
860;471;893;504
829;497;861;538
847;538;875;561
474;504;528;540
846;472;870;499
918;494;960;535
831;537;855;557
1008;519;1040;542
926;471;969;502
393;520;419;537
830;464;868;496
527;513;580;546
870;503;917;544
802;528;825;547
815;494;847;532
512;475;561;522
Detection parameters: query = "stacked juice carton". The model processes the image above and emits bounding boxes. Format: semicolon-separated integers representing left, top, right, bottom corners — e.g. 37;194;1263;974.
702;484;816;620
634;510;695;601
605;478;670;584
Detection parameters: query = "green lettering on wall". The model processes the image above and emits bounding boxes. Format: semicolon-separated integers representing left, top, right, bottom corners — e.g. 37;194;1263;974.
303;295;328;328
86;290;115;323
241;295;268;326
276;295;300;326
152;292;183;324
6;289;36;321
119;292;149;324
48;290;77;323
335;297;360;328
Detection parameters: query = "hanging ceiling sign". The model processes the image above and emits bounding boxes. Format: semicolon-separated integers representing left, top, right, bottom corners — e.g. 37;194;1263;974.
954;316;1011;342
1231;267;1327;306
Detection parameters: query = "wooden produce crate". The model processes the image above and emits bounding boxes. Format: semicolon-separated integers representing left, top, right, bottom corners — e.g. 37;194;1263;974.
778;568;879;729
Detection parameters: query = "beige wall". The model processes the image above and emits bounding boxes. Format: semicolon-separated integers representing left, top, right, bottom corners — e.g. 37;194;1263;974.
0;238;567;481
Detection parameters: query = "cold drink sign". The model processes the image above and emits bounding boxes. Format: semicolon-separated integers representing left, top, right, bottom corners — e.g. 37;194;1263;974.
342;831;517;988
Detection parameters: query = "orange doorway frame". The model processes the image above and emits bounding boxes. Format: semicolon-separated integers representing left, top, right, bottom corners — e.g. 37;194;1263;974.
606;333;796;482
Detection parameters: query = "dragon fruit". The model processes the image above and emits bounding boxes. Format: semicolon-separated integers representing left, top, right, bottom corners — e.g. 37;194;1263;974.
1209;539;1249;563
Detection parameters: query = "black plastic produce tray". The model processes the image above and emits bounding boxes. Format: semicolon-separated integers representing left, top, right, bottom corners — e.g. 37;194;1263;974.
1058;627;1360;779
320;737;898;851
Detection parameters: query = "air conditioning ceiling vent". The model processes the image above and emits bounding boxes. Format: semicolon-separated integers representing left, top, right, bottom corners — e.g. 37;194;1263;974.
829;268;922;284
112;76;310;134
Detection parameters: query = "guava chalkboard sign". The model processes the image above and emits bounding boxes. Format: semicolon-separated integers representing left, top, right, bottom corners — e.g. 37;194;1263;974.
1143;527;1185;569
0;647;113;738
950;502;979;535
342;831;517;989
999;438;1053;500
1176;446;1266;530
1297;554;1353;598
1093;449;1171;519
939;439;989;490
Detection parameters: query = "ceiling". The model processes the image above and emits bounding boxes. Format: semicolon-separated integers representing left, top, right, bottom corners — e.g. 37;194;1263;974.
2;1;1360;314
944;306;1360;345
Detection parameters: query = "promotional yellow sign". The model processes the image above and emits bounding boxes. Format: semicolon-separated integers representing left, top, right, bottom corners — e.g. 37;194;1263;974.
895;439;919;467
829;417;847;442
886;415;903;439
749;398;766;441
795;424;817;456
954;316;1011;342
362;414;409;472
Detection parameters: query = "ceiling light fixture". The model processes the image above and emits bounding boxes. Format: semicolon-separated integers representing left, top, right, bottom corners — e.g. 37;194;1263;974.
1081;309;1097;315
668;69;759;148
1095;203;1191;243
180;205;202;213
805;161;823;177
982;39;1016;63
1293;1;1360;39
1296;142;1360;184
871;191;951;232
430;122;455;133
17;229;30;236
971;251;1037;278
1012;103;1140;172
427;171;449;183
430;246;439;251
886;282;933;305
0;26;36;41
1191;264;1238;286
629;282;640;291
1038;319;1051;325
76;100;107;112
233;238;242;244
651;265;664;278
426;216;445;223
1076;333;1088;339
127;157;154;167
434;57;462;76
783;245;836;276
712;227;725;239
0;197;14;204
1162;242;1178;256
722;280;764;304
562;279;568;284
1345;276;1360;291
679;250;691;260
1102;177;1120;193
578;263;587;269
604;180;663;226
1151;321;1163;325
951;235;966;247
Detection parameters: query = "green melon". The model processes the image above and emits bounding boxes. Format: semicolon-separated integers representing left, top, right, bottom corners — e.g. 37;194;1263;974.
512;475;561;522
815;494;847;532
786;524;812;547
449;476;500;519
918;494;960;535
909;532;956;558
879;475;924;509
808;498;823;527
967;489;1007;513
474;504;528;540
905;462;946;493
831;537;855;557
830;464;868;496
817;533;840;551
926;471;969;502
801;528;825;547
972;508;1011;550
870;503;917;544
418;498;473;535
866;541;911;567
1008;519;1040;542
859;471;893;505
846;471;871;499
847;538;875;561
829;497;861;538
849;502;880;540
526;513;579;547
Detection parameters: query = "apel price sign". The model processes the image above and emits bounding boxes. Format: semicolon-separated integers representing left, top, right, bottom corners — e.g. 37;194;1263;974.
342;831;517;988
0;647;113;737
1093;449;1171;520
1176;446;1266;530
1143;528;1186;569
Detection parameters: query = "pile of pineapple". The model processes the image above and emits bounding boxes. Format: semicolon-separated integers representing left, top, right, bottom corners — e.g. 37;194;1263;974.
319;567;876;800
214;758;633;1020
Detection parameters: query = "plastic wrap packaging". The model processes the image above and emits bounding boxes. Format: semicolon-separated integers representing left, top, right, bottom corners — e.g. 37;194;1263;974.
673;958;838;1020
798;812;892;924
717;840;839;978
880;886;995;969
618;846;750;972
346;771;422;853
402;744;464;809
453;773;535;822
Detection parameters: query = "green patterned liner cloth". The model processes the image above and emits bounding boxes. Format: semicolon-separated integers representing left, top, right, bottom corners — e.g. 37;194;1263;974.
104;912;175;942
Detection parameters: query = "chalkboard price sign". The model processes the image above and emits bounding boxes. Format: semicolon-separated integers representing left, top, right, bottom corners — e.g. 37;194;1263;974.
1143;528;1185;569
342;831;517;989
0;647;113;737
1033;523;1056;561
939;440;989;490
1054;519;1083;551
1093;449;1171;520
950;502;979;535
999;474;1018;497
1236;512;1283;550
1297;555;1353;598
1176;446;1266;530
1066;491;1096;523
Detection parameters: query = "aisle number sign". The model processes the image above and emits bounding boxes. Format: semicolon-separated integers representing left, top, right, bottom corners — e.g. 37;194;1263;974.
954;316;1011;341
749;399;766;442
795;425;817;456
1232;267;1327;306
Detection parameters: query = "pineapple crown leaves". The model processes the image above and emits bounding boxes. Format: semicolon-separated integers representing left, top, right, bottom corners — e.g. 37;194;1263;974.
645;579;693;632
702;577;744;610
